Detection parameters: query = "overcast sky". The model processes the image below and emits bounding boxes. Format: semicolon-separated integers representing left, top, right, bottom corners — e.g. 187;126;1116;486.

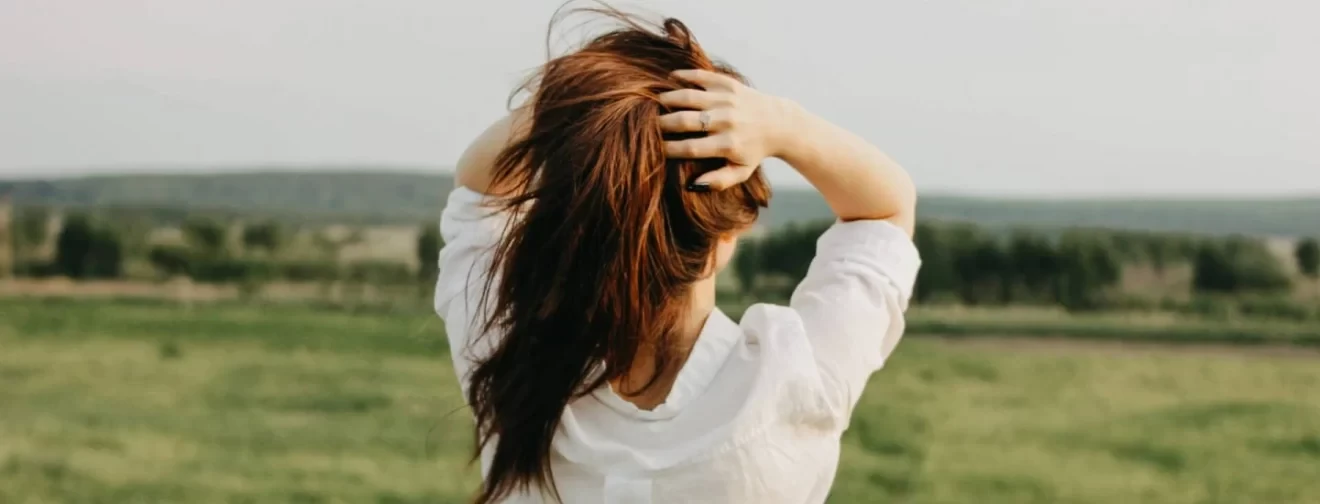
2;0;1317;197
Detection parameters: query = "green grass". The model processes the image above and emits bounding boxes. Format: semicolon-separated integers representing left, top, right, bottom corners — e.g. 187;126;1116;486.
718;301;1320;346
0;298;469;504
2;298;1319;503
905;305;1320;346
835;341;1320;504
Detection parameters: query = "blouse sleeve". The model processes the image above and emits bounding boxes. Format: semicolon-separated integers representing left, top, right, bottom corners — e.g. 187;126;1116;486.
787;219;921;421
433;186;516;394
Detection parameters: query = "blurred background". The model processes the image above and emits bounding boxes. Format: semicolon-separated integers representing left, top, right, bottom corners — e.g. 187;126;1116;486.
2;0;1319;503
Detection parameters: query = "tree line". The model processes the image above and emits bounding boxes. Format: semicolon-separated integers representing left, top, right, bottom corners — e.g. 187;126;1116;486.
7;209;444;291
735;220;1320;311
6;206;1320;316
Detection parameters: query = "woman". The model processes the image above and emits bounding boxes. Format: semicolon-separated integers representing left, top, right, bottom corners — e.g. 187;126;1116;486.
435;9;919;504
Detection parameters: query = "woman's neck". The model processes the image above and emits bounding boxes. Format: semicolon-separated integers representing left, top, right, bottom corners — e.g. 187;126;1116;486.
610;275;717;410
679;274;718;343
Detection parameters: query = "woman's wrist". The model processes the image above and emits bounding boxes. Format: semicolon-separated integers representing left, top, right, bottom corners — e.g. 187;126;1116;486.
770;98;830;174
767;96;809;161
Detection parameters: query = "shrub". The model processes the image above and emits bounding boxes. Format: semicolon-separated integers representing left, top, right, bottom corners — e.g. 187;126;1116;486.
345;260;413;285
148;245;193;278
913;222;957;304
1193;237;1291;294
12;207;50;256
950;227;1007;305
1054;233;1121;311
276;260;341;283
1239;297;1314;322
12;259;60;278
732;238;762;295
190;258;273;284
758;221;831;285
1176;296;1236;320
1006;230;1060;302
54;214;95;279
752;220;832;299
85;228;124;279
182;217;228;257
53;214;123;280
417;222;441;282
1103;294;1161;313
1297;238;1320;279
242;221;283;254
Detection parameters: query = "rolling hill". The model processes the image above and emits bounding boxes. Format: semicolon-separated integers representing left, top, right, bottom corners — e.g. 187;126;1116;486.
3;169;1318;236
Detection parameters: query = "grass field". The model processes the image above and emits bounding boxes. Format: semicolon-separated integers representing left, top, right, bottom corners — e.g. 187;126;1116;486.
3;298;1319;503
903;304;1320;346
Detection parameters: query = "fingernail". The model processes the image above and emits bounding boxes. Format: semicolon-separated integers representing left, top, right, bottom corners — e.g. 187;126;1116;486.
686;182;711;192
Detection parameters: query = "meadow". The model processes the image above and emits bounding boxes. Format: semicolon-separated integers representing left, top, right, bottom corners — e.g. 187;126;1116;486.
3;297;1319;503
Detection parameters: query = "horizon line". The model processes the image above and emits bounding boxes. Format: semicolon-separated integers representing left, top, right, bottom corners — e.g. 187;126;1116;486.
2;163;1318;202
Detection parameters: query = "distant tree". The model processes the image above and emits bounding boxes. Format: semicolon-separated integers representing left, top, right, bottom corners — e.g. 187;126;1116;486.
1192;241;1233;293
190;258;269;285
971;240;1009;303
1106;231;1148;263
417;222;442;282
242;221;283;254
1143;235;1183;275
1007;230;1060;302
731;240;756;294
13;207;49;257
1053;234;1121;311
1193;236;1291;294
182;217;228;256
53;214;122;279
148;244;193;278
85;228;124;279
313;227;365;263
735;221;831;300
347;260;414;285
1227;237;1292;292
277;259;340;283
1172;236;1201;261
758;221;830;286
913;222;957;303
112;216;153;257
1296;238;1320;279
54;214;95;279
948;226;1006;305
0;196;10;278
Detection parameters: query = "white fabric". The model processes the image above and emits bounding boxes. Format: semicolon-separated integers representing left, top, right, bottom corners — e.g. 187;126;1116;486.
435;186;921;504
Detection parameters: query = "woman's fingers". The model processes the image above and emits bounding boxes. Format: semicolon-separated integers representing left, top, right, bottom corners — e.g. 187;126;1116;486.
661;69;759;192
658;110;727;133
657;89;723;111
671;69;741;91
664;136;728;159
690;165;756;192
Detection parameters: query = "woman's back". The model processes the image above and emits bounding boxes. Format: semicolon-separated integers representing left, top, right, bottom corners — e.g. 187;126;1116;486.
437;187;918;503
434;8;920;504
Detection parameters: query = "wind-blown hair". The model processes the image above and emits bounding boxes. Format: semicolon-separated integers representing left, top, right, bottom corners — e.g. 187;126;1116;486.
464;7;771;504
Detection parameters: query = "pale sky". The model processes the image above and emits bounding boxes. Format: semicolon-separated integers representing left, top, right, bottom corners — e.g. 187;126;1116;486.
2;0;1317;197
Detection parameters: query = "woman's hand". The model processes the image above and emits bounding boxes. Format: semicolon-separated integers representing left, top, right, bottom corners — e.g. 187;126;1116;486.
658;69;797;191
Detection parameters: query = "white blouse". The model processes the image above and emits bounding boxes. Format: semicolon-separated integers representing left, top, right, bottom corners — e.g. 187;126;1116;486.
435;187;921;504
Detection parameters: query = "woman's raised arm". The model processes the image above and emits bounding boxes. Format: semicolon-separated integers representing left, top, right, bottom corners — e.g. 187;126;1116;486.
658;69;916;235
455;106;531;197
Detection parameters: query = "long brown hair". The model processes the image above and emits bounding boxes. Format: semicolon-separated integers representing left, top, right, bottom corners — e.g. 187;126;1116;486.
464;7;771;503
